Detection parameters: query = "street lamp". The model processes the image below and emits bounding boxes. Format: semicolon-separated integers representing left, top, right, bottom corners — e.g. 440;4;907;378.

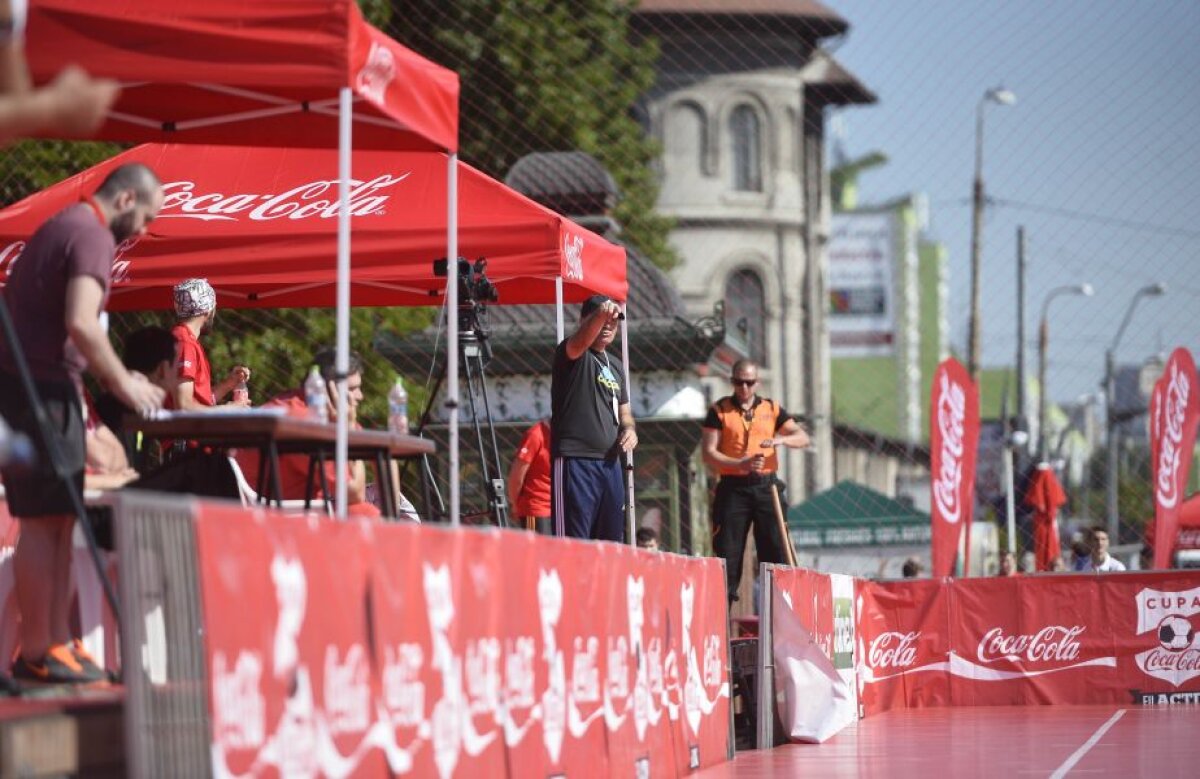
1104;282;1167;540
1037;283;1094;460
967;86;1017;382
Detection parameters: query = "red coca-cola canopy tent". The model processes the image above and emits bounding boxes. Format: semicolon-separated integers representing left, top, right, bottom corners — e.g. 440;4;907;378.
0;144;627;308
24;0;458;151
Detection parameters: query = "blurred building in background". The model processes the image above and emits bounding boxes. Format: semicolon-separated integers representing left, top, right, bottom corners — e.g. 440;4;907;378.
633;0;876;503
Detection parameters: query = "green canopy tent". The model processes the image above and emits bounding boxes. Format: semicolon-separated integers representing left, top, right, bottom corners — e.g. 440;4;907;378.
786;481;931;577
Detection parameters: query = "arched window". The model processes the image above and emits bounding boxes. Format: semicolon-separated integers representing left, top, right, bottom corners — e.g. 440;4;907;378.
665;102;706;175
730;105;762;192
726;269;766;364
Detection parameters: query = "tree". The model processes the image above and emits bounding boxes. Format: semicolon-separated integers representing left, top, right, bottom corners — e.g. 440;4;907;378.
390;0;676;269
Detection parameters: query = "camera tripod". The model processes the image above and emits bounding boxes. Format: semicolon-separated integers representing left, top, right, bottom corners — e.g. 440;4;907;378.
412;300;510;528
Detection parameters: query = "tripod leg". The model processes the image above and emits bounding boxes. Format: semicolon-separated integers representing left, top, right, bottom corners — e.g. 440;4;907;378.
474;351;510;529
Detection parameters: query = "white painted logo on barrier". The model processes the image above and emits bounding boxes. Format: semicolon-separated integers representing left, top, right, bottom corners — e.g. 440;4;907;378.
1135;586;1200;687
867;631;919;670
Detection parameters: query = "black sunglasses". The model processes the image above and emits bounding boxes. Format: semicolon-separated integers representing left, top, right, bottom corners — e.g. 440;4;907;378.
731;378;757;387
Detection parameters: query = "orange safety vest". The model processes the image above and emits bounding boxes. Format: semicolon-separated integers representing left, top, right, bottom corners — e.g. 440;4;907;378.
712;396;781;476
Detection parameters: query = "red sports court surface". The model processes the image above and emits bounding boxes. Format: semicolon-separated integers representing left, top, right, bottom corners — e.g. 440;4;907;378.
697;705;1199;778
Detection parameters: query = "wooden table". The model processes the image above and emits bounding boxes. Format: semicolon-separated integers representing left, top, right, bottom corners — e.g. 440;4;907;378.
128;411;435;518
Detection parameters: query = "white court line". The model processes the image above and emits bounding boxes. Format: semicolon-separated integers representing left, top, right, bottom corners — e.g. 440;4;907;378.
1049;709;1127;779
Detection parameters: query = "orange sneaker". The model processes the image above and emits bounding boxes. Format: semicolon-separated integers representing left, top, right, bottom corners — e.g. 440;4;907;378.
69;640;110;683
11;644;93;685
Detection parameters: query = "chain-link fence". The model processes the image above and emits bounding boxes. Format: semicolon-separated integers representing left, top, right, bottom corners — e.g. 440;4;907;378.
4;1;1194;589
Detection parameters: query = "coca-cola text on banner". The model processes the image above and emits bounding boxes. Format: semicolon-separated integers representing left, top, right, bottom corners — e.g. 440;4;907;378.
1150;348;1200;569
928;358;981;578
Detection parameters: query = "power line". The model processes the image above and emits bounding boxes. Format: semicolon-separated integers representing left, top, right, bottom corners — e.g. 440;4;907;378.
937;196;1200;240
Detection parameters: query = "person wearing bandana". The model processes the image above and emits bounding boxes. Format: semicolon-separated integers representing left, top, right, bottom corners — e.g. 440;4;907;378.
702;359;810;602
550;295;637;541
169;278;250;411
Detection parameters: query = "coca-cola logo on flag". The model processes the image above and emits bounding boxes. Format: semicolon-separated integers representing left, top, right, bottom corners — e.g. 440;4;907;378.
929;358;979;578
933;372;967;525
976;626;1084;664
157;174;410;222
1150;349;1200;569
1155;360;1191;509
1135;586;1200;687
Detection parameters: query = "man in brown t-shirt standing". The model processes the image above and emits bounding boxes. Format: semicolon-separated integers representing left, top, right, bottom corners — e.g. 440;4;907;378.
0;162;165;685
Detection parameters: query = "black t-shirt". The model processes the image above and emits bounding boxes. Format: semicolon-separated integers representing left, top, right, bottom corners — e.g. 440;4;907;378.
551;341;628;459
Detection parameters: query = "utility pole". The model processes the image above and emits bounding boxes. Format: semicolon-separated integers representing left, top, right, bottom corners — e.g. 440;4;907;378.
1015;226;1027;469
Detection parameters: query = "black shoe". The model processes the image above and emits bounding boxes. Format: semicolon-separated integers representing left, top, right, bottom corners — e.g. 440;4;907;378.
12;644;96;685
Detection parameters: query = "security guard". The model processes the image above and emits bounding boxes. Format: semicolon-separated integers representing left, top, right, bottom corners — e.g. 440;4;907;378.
702;359;810;602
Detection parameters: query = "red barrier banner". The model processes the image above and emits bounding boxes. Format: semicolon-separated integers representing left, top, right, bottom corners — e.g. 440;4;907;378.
855;571;1200;712
196;506;383;777
929;358;980;577
855;578;951;716
193;505;731;777
1150;348;1200;569
673;556;733;771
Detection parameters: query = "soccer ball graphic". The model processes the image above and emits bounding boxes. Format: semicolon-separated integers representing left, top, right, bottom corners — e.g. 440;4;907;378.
1157;615;1196;651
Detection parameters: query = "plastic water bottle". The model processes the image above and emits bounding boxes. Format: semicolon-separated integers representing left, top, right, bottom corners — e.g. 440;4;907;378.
304;366;328;422
232;379;249;404
388;376;409;434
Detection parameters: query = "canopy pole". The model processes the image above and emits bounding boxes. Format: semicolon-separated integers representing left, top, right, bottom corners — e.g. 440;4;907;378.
335;87;352;519
620;314;635;545
447;153;460;527
555;277;565;343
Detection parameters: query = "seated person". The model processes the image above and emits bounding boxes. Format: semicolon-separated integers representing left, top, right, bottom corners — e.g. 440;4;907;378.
82;392;138;491
636;526;660;552
236;348;381;518
94;326;178;471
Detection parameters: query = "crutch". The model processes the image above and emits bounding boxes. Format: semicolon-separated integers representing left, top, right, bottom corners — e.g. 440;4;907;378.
768;481;797;567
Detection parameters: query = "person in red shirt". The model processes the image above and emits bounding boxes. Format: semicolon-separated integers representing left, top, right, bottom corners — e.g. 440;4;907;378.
169;278;250;411
507;419;551;534
235;348;380;518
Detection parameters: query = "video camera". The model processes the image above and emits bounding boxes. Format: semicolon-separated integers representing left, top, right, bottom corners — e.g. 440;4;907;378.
433;256;498;307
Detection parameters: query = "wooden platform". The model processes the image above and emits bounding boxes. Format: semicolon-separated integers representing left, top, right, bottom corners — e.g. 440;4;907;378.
0;687;124;777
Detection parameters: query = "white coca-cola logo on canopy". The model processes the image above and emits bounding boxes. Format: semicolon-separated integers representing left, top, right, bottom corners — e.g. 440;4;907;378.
157;174;410;222
933;372;966;524
356;41;397;105
563;233;584;281
1156;361;1191;509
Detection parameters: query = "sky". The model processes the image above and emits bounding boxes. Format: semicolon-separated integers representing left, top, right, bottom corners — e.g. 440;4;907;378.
825;0;1200;407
